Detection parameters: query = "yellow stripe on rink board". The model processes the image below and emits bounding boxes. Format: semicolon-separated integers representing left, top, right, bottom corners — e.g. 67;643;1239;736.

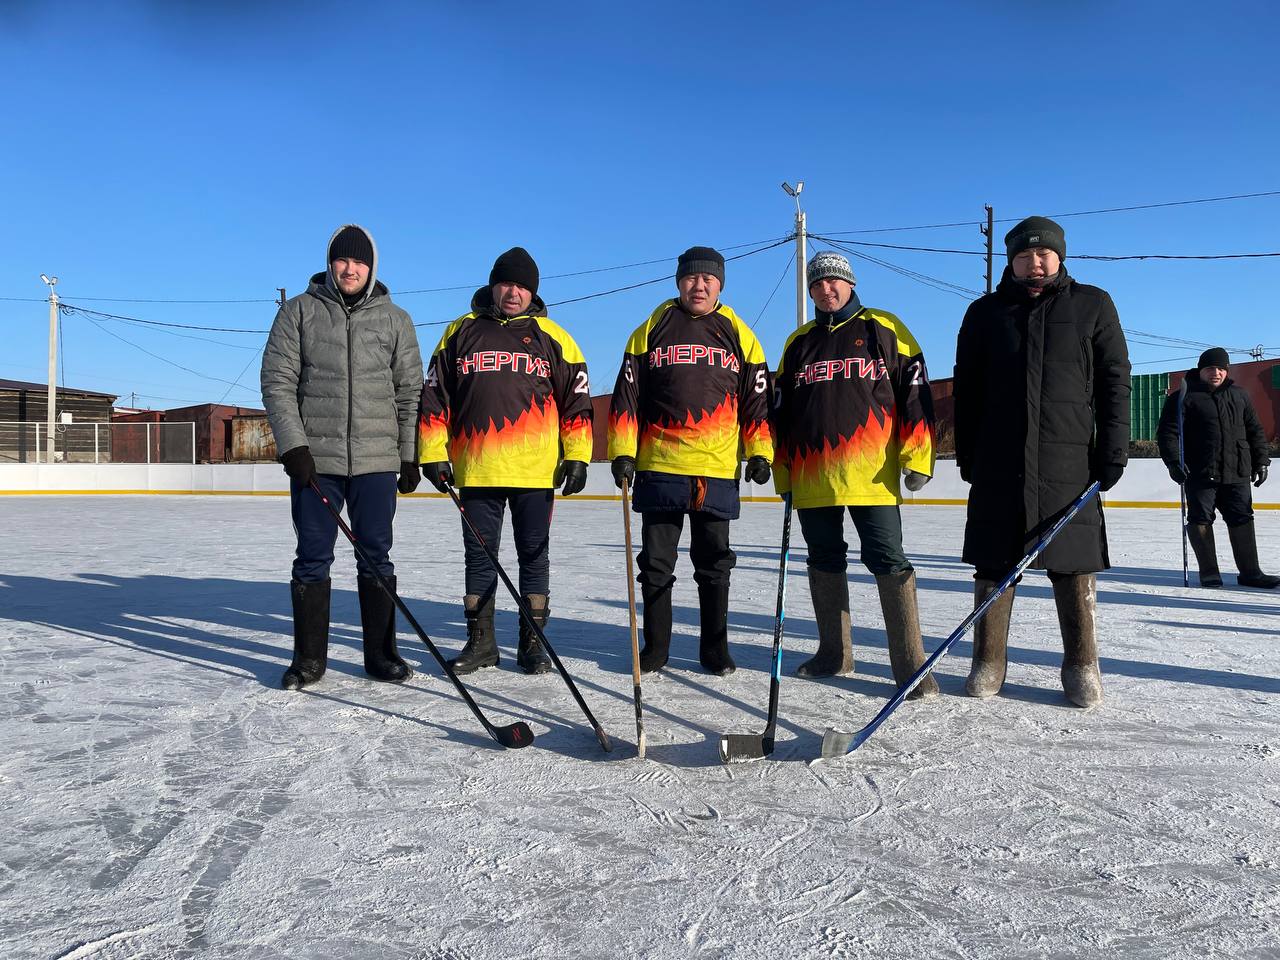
0;490;1276;509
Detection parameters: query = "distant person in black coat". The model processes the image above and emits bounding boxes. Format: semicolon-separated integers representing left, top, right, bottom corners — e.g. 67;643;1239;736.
954;216;1131;708
1157;347;1277;589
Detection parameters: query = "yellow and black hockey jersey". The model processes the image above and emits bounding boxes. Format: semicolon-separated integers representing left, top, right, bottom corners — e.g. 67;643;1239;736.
418;288;593;488
607;299;773;479
774;306;935;508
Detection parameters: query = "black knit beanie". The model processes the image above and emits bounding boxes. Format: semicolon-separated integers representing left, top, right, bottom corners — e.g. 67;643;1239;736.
489;247;539;295
1197;347;1230;370
1004;216;1066;264
329;226;374;265
676;246;726;287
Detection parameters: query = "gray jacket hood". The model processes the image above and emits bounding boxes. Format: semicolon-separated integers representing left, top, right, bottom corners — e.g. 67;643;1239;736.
317;223;383;310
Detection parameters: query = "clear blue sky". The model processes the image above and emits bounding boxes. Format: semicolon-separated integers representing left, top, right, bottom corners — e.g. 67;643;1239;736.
3;1;1277;410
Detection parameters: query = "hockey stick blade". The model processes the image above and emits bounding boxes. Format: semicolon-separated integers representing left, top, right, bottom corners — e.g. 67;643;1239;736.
819;728;858;759
494;721;536;750
719;732;775;763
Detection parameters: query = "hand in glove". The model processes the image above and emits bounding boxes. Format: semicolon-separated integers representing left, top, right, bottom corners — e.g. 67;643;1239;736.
560;460;588;496
611;456;636;490
280;446;317;487
903;469;930;492
421;461;453;494
1254;464;1269;488
397;461;421;494
1167;463;1187;484
744;456;771;485
1093;461;1124;492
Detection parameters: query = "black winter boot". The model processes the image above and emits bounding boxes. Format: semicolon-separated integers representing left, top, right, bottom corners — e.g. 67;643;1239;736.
1186;523;1222;588
450;594;498;674
965;578;1014;698
283;579;330;690
697;581;736;676
357;576;412;683
517;594;553;675
1053;573;1103;708
1228;522;1280;589
639;581;673;673
796;568;854;679
876;570;938;700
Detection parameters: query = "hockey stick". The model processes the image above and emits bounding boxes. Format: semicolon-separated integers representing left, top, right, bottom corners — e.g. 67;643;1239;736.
818;481;1103;760
445;484;613;753
1176;377;1189;587
307;480;533;750
620;478;646;758
719;493;792;763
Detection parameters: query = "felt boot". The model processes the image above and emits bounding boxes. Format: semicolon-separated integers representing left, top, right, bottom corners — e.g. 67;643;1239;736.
358;576;412;683
796;568;854;678
1186;523;1222;588
965;578;1013;698
697;582;736;676
639;581;672;673
283;578;330;690
1228;521;1280;589
876;570;938;700
1054;573;1103;708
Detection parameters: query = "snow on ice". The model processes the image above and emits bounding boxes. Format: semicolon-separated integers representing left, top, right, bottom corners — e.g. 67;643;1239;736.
1;496;1277;959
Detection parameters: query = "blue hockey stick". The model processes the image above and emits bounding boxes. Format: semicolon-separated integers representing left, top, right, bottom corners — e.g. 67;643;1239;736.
818;481;1103;760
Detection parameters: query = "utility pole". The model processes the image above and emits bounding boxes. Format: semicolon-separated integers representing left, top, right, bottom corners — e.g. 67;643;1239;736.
980;204;994;294
782;181;806;328
40;274;58;463
277;287;287;307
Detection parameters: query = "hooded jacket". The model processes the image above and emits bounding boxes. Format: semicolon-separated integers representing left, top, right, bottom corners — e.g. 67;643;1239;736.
607;299;773;479
773;306;935;508
954;266;1130;573
417;287;593;488
260;224;423;476
1156;371;1269;485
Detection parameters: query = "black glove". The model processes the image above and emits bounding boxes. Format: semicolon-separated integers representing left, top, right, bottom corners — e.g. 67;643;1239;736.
1094;461;1124;492
611;456;636;489
397;461;421;494
744;456;771;485
1168;463;1187;484
560;460;588;496
280;445;316;486
957;459;972;485
422;461;453;494
1255;464;1269;488
903;470;930;492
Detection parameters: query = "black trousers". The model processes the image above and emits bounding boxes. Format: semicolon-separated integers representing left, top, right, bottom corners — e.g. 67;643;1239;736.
637;510;735;590
797;505;911;576
290;472;397;582
460;488;555;600
1186;481;1253;527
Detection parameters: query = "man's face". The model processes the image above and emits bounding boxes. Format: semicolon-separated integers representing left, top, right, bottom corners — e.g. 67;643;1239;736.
677;273;722;317
331;257;370;296
492;282;533;317
1010;247;1061;291
810;277;853;314
1200;365;1228;387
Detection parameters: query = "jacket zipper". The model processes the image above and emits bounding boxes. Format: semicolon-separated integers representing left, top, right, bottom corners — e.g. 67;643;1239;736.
345;303;353;475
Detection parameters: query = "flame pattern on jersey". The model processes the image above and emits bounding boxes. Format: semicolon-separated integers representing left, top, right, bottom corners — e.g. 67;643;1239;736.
773;307;935;508
607;300;772;479
418;289;593;488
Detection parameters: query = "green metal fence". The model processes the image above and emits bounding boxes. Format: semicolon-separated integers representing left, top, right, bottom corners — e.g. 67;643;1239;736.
1130;372;1170;441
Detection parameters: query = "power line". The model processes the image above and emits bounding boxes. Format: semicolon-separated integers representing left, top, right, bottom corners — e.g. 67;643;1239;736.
812;235;983;300
751;251;796;329
60;303;269;334
822;189;1280;235
827;238;1280;260
75;313;252;389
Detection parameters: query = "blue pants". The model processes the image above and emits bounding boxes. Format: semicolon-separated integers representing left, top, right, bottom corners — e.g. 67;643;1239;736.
290;473;397;582
797;505;911;576
460;488;555;600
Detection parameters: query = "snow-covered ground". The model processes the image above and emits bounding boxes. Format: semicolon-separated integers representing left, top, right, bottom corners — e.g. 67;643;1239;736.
2;496;1277;959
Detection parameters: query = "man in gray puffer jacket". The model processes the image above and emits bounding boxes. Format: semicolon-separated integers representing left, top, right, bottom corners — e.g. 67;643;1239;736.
261;224;424;690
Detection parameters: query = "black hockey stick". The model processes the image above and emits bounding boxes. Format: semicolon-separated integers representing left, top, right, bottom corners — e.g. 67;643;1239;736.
620;478;646;758
719;493;792;763
819;481;1103;760
308;480;533;750
445;484;613;753
1176;377;1189;587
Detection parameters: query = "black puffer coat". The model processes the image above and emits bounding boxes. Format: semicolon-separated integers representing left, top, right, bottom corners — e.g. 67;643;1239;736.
1156;371;1269;484
954;266;1131;573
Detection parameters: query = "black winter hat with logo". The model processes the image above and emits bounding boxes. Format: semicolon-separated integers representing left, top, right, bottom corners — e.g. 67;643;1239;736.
1004;216;1067;264
489;247;540;296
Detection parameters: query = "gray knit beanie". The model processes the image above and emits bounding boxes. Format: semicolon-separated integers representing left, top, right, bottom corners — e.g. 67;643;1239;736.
806;251;856;289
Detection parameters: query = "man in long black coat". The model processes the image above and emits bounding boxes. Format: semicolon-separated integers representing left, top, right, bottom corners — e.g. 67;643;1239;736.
954;216;1130;707
1156;348;1277;589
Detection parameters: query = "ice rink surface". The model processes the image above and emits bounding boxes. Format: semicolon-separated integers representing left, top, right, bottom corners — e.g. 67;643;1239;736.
1;495;1277;959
